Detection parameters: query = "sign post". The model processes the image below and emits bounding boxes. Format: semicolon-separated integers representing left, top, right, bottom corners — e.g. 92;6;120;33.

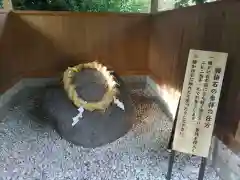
166;49;228;180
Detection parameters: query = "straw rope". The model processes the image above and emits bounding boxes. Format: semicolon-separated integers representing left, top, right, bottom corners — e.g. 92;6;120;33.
63;61;118;112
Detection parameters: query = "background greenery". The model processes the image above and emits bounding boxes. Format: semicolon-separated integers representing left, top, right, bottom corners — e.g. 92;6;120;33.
175;0;205;8
1;0;208;12
10;0;149;12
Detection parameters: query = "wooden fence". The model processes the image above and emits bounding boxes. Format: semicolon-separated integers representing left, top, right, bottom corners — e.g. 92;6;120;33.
0;11;150;91
0;1;240;147
149;1;240;145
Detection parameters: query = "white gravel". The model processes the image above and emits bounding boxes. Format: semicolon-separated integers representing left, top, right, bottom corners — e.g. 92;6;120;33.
0;88;221;180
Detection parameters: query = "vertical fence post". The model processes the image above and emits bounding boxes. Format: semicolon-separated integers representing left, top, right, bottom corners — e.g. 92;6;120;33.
150;0;158;13
3;0;13;10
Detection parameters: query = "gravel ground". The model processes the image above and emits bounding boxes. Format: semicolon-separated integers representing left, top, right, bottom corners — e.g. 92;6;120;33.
0;87;221;180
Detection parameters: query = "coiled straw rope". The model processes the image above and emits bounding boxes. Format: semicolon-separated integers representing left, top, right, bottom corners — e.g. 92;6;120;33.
63;61;118;112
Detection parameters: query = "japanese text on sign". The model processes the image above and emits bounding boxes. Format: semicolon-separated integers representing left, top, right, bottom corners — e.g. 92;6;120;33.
172;49;228;157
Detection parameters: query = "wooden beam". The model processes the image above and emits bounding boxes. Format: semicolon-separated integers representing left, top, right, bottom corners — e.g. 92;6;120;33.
235;123;240;143
150;0;158;13
235;94;240;143
3;0;13;10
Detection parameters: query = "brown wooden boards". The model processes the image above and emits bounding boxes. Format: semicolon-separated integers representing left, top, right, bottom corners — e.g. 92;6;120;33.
0;12;150;92
149;1;240;148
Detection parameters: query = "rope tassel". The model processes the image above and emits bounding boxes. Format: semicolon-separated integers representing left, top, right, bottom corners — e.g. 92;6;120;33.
114;97;125;111
72;107;84;126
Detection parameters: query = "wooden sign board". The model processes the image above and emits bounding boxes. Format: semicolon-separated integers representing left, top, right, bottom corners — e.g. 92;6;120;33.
172;49;228;157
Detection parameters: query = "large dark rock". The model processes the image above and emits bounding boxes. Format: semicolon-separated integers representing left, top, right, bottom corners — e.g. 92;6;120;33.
42;69;135;148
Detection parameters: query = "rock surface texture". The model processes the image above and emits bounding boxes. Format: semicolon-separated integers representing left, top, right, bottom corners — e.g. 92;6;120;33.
42;70;135;148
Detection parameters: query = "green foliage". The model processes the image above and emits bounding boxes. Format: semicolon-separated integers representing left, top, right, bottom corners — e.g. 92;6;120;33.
68;0;149;13
11;0;149;12
12;0;70;10
175;0;206;8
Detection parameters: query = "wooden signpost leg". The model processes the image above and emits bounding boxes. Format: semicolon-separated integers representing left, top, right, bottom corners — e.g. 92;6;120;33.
198;157;207;180
166;96;207;180
167;98;181;150
166;99;180;180
166;150;175;180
